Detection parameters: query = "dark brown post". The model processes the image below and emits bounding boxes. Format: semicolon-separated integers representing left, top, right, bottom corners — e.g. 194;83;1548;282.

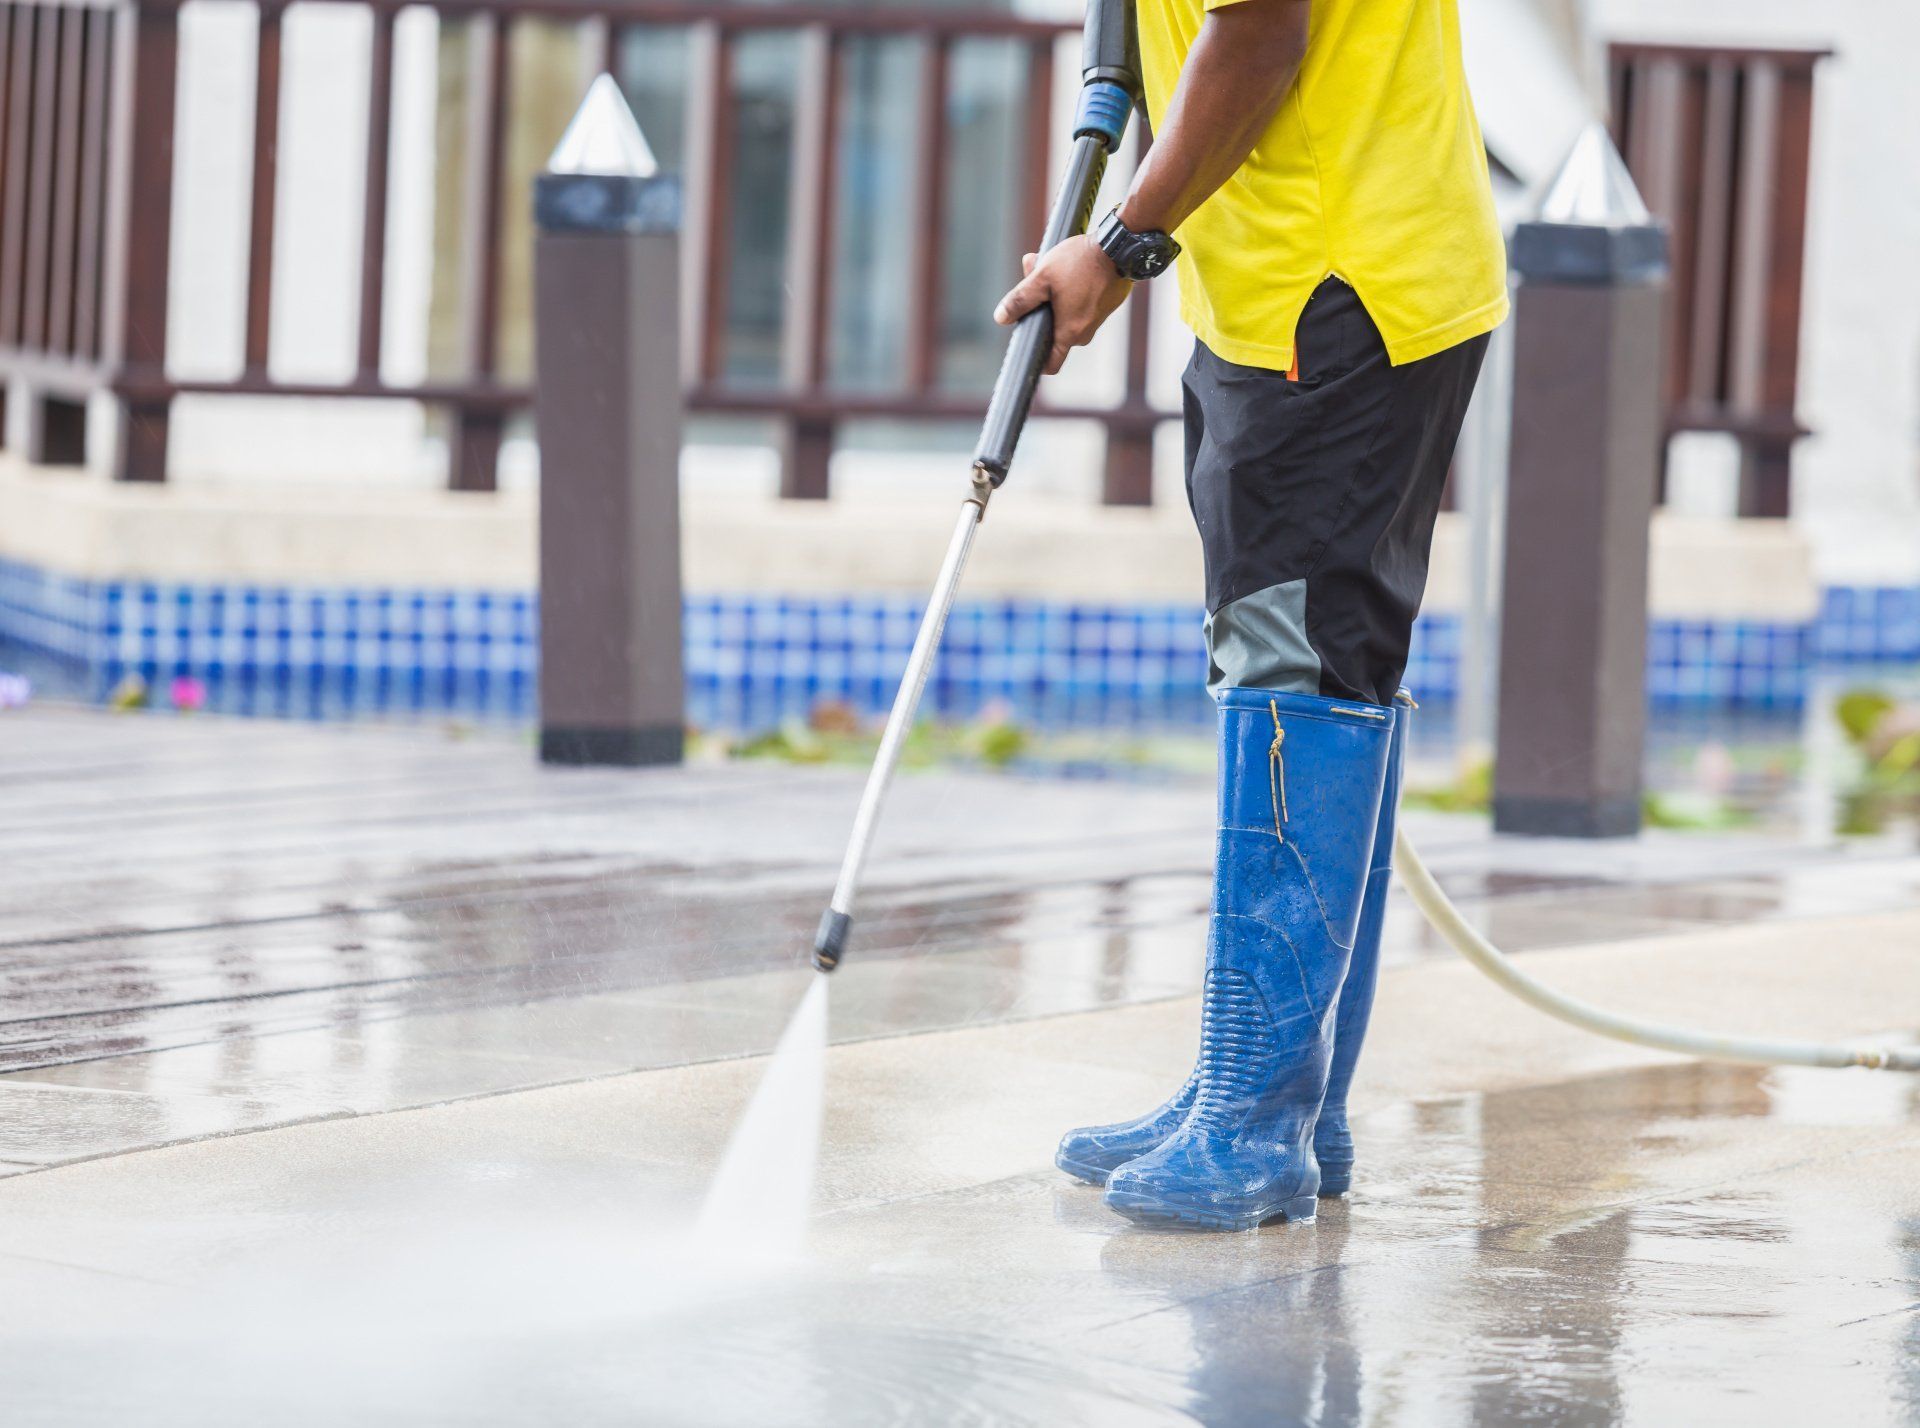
1493;127;1668;839
533;76;684;767
107;0;177;482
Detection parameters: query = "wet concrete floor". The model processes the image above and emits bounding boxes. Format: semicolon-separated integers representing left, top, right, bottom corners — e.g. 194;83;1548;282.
7;709;1920;1169
4;710;1920;1423
4;1001;1919;1426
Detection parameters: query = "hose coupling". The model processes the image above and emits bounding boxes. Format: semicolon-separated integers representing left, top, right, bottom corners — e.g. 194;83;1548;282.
1073;80;1133;153
968;464;996;513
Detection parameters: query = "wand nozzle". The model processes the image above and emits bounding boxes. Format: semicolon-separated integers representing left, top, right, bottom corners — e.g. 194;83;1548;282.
812;910;850;974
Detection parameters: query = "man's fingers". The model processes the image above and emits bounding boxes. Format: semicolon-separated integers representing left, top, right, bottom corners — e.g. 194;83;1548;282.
1021;252;1038;276
993;271;1048;326
1046;341;1071;375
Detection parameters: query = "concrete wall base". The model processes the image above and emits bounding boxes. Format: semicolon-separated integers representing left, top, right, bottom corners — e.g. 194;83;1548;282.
0;455;1822;624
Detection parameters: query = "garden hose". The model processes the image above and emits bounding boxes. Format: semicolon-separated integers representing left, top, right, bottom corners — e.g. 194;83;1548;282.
1394;828;1920;1072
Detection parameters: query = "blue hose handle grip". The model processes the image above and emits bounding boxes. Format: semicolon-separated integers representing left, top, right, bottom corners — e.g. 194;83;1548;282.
971;82;1132;484
1073;80;1133;150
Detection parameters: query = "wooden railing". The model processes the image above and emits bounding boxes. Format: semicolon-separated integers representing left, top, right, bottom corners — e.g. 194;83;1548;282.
0;0;1170;502
1610;40;1826;518
0;0;119;467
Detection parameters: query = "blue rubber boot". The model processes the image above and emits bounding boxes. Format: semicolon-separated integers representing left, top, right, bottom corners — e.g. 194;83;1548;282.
1104;687;1393;1231
1314;691;1411;1197
1055;1070;1196;1186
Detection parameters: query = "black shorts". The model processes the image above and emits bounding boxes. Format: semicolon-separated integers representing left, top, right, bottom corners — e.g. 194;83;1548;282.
1183;278;1489;707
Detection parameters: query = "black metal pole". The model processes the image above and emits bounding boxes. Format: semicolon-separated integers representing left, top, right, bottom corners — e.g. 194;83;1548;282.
813;0;1142;972
970;0;1140;486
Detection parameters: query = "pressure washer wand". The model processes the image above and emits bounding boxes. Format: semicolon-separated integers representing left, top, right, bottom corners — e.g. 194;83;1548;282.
811;7;1141;974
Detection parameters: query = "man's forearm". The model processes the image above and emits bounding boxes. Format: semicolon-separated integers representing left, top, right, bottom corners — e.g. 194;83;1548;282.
989;1;1308;371
1118;0;1310;236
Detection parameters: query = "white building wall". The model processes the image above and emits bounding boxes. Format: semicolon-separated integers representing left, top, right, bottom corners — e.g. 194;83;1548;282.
1590;0;1920;585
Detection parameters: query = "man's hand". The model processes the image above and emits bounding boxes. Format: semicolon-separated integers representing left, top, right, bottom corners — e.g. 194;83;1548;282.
992;237;1132;375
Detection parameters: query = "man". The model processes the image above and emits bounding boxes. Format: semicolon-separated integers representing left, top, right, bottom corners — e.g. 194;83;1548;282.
995;0;1505;1229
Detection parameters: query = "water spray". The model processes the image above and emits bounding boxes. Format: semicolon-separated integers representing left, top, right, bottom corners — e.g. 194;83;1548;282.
807;0;1920;1078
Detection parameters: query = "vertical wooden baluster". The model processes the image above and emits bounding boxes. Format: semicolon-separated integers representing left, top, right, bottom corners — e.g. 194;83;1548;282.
20;1;56;349
776;23;836;498
904;32;948;394
48;3;83;354
689;22;733;389
357;2;394;382
1106;122;1155;506
0;4;14;357
452;10;509;490
1761;67;1815;401
676;21;715;385
72;5;110;362
1687;58;1734;414
598;14;617;78
1662;58;1705;423
243;1;282;376
0;2;11;439
780;25;829;393
1753;61;1815;518
1634;57;1684;415
1727;59;1778;428
1609;50;1631;159
1021;36;1054;252
808;33;843;390
106;0;179;481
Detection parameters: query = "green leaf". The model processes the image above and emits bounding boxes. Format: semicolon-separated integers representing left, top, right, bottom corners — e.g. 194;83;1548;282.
1835;689;1896;746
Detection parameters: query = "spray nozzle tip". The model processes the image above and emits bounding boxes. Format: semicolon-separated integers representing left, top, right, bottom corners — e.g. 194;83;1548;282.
812;908;851;974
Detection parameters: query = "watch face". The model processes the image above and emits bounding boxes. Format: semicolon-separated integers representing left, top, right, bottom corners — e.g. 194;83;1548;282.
1099;211;1176;280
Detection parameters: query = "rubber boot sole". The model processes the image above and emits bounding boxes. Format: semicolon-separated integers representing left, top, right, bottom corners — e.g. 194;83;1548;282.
1104;1188;1319;1232
1068;1150;1350;1198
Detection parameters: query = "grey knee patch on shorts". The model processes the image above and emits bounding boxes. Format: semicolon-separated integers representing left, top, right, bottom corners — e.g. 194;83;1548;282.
1205;580;1322;696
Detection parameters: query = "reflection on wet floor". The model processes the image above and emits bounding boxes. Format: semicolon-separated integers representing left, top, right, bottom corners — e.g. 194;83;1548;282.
9;708;1920;1172
6;1059;1919;1426
884;1060;1920;1427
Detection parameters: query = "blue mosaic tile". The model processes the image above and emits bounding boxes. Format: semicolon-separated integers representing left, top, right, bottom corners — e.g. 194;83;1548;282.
1817;585;1920;662
5;555;1916;728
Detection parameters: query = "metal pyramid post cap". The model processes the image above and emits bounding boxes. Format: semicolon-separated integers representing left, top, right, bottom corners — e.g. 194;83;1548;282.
546;73;658;178
1535;123;1652;229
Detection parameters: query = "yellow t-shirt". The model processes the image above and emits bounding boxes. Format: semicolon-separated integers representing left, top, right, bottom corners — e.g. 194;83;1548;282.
1138;0;1509;370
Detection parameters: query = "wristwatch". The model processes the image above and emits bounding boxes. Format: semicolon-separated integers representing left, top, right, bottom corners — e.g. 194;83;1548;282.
1093;206;1181;281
